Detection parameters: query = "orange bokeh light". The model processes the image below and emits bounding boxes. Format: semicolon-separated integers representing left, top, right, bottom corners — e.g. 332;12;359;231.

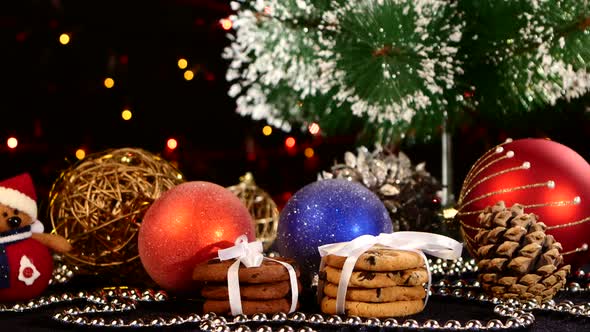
285;137;296;149
220;18;232;30
167;138;178;150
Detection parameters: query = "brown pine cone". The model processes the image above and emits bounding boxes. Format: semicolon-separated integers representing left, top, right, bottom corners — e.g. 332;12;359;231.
474;201;570;303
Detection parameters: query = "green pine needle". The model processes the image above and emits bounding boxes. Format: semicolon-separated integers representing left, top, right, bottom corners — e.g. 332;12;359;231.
225;0;590;144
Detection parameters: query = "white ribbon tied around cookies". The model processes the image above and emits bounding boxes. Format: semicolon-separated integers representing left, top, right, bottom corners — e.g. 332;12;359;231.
318;232;463;314
218;235;299;315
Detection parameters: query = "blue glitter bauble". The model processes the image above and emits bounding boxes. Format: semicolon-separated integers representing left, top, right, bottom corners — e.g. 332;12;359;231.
276;179;393;278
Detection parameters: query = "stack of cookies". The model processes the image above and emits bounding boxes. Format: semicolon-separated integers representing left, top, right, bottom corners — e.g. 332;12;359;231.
193;257;301;315
319;245;428;317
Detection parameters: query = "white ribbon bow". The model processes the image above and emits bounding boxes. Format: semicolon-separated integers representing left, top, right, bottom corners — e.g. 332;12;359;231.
218;235;299;315
218;235;264;268
318;232;463;314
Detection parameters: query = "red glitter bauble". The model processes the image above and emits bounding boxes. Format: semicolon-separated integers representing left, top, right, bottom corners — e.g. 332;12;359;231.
457;138;590;270
138;181;255;293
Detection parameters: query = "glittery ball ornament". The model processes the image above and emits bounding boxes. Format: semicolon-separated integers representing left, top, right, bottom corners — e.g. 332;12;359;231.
48;147;184;283
226;172;279;251
318;145;441;233
276;179;393;277
138;181;255;293
457;138;590;269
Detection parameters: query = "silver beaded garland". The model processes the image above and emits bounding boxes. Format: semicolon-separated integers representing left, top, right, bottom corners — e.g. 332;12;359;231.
0;258;588;330
271;312;288;321
255;325;273;332
364;317;381;326
383;318;399;327
465;320;483;329
215;325;231;332
233;314;249;323
297;327;315;332
252;313;267;322
288;312;306;322
307;314;324;324
49;257;75;285
402;319;420;328
444;320;462;329
423;319;440;328
44;286;575;330
235;325;251;332
326;314;343;325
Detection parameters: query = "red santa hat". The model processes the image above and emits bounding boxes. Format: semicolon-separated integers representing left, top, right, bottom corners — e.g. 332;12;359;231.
0;173;37;220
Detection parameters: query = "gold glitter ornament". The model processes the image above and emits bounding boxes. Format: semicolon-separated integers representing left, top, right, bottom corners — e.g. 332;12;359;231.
226;172;279;251
47;147;185;282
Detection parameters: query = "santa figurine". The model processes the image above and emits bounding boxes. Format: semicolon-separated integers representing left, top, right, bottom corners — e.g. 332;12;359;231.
0;173;72;302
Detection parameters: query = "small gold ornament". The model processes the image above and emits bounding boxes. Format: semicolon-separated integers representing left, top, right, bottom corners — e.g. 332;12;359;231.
227;172;279;251
47;147;184;283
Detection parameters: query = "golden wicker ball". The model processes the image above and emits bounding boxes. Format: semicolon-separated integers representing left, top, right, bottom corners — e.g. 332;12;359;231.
227;172;279;251
48;147;185;280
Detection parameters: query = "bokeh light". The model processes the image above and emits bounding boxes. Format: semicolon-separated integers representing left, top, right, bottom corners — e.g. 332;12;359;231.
59;33;70;45
285;136;296;149
7;137;18;149
104;77;115;88
75;149;86;160
184;70;194;81
220;18;232;30
304;147;314;158
308;122;320;135
262;125;272;136
122;109;132;120
178;58;188;69
167;138;178;150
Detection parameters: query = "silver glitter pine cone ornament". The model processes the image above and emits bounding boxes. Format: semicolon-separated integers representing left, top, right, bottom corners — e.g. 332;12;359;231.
319;145;442;232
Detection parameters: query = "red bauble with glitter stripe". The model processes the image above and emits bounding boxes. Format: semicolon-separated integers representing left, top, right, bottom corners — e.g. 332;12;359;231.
0;238;53;302
457;138;590;270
